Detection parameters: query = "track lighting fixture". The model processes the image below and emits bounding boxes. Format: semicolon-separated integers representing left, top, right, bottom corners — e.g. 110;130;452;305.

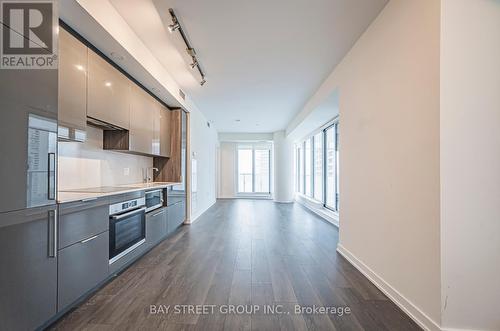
168;23;180;33
168;8;206;86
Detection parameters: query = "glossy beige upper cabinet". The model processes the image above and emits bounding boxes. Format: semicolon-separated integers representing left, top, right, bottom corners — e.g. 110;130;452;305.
58;28;87;141
87;50;130;129
152;100;161;156
159;106;171;157
129;84;154;155
152;100;170;157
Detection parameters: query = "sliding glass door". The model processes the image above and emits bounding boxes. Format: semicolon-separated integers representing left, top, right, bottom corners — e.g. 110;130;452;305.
238;146;271;194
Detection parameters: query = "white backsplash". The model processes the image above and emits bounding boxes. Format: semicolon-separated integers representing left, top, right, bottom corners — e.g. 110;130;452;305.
58;126;152;190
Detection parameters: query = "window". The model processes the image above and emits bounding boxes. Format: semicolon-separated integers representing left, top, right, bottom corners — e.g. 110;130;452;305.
295;120;339;212
305;138;312;196
313;132;323;201
325;124;337;210
298;146;304;193
325;126;335;208
238;148;253;193
335;124;339;210
238;146;271;194
254;149;270;193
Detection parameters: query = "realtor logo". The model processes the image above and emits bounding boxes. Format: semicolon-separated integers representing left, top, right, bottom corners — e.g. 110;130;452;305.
0;0;57;69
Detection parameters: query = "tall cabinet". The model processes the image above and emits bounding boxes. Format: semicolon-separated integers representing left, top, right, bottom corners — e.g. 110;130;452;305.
0;21;59;331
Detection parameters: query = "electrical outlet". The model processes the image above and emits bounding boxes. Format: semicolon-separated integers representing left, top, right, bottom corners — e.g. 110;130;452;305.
123;168;130;176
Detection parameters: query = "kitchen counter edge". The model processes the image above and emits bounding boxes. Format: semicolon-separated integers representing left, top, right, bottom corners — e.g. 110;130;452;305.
57;182;181;204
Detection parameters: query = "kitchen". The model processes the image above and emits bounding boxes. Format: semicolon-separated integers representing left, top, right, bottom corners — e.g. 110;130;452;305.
0;12;189;331
4;0;494;330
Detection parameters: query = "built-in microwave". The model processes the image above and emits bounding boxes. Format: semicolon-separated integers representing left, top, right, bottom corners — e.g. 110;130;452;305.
145;189;163;212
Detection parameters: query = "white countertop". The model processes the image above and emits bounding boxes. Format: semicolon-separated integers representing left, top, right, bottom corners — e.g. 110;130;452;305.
57;182;180;204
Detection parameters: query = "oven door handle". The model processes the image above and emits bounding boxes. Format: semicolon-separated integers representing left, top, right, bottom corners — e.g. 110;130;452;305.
111;207;146;220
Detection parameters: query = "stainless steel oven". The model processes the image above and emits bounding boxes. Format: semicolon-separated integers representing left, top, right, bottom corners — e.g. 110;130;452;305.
109;197;146;264
145;189;163;212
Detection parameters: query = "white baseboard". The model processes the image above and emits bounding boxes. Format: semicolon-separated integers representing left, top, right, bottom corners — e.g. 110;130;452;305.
295;195;339;227
217;196;271;200
185;200;216;225
336;244;441;331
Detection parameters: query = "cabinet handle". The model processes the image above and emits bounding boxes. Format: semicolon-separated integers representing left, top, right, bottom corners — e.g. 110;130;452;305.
151;210;164;217
48;209;57;258
81;197;98;203
80;234;99;244
111;207;146;220
47;153;56;200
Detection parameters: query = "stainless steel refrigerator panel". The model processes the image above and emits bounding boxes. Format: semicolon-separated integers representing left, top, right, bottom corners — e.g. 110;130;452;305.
27;114;57;208
0;26;58;213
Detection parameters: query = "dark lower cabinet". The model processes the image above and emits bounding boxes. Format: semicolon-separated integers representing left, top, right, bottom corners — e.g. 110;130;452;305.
146;207;167;249
0;192;184;330
167;201;185;234
58;198;109;249
58;231;109;310
0;206;58;331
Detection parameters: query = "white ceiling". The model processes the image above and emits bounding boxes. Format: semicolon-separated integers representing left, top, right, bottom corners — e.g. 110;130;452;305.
109;0;387;133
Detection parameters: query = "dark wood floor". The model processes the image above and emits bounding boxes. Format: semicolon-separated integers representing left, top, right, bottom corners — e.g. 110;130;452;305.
51;200;421;331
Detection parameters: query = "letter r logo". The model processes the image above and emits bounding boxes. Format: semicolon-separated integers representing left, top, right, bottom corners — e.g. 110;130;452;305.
1;1;53;55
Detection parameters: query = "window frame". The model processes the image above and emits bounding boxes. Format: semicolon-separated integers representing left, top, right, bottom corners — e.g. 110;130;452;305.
323;123;338;212
295;117;339;212
312;131;323;201
304;138;313;197
236;145;272;195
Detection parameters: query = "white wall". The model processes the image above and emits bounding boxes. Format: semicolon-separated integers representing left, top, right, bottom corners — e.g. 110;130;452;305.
189;109;218;222
218;142;237;198
219;132;274;142
440;1;500;329
273;131;294;202
291;0;442;329
58;126;152;190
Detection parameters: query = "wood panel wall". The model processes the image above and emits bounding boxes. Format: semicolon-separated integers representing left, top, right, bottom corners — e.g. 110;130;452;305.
153;109;182;182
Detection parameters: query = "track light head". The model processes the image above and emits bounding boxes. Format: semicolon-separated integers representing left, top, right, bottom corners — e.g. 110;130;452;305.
168;23;180;33
200;78;206;86
190;59;198;69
